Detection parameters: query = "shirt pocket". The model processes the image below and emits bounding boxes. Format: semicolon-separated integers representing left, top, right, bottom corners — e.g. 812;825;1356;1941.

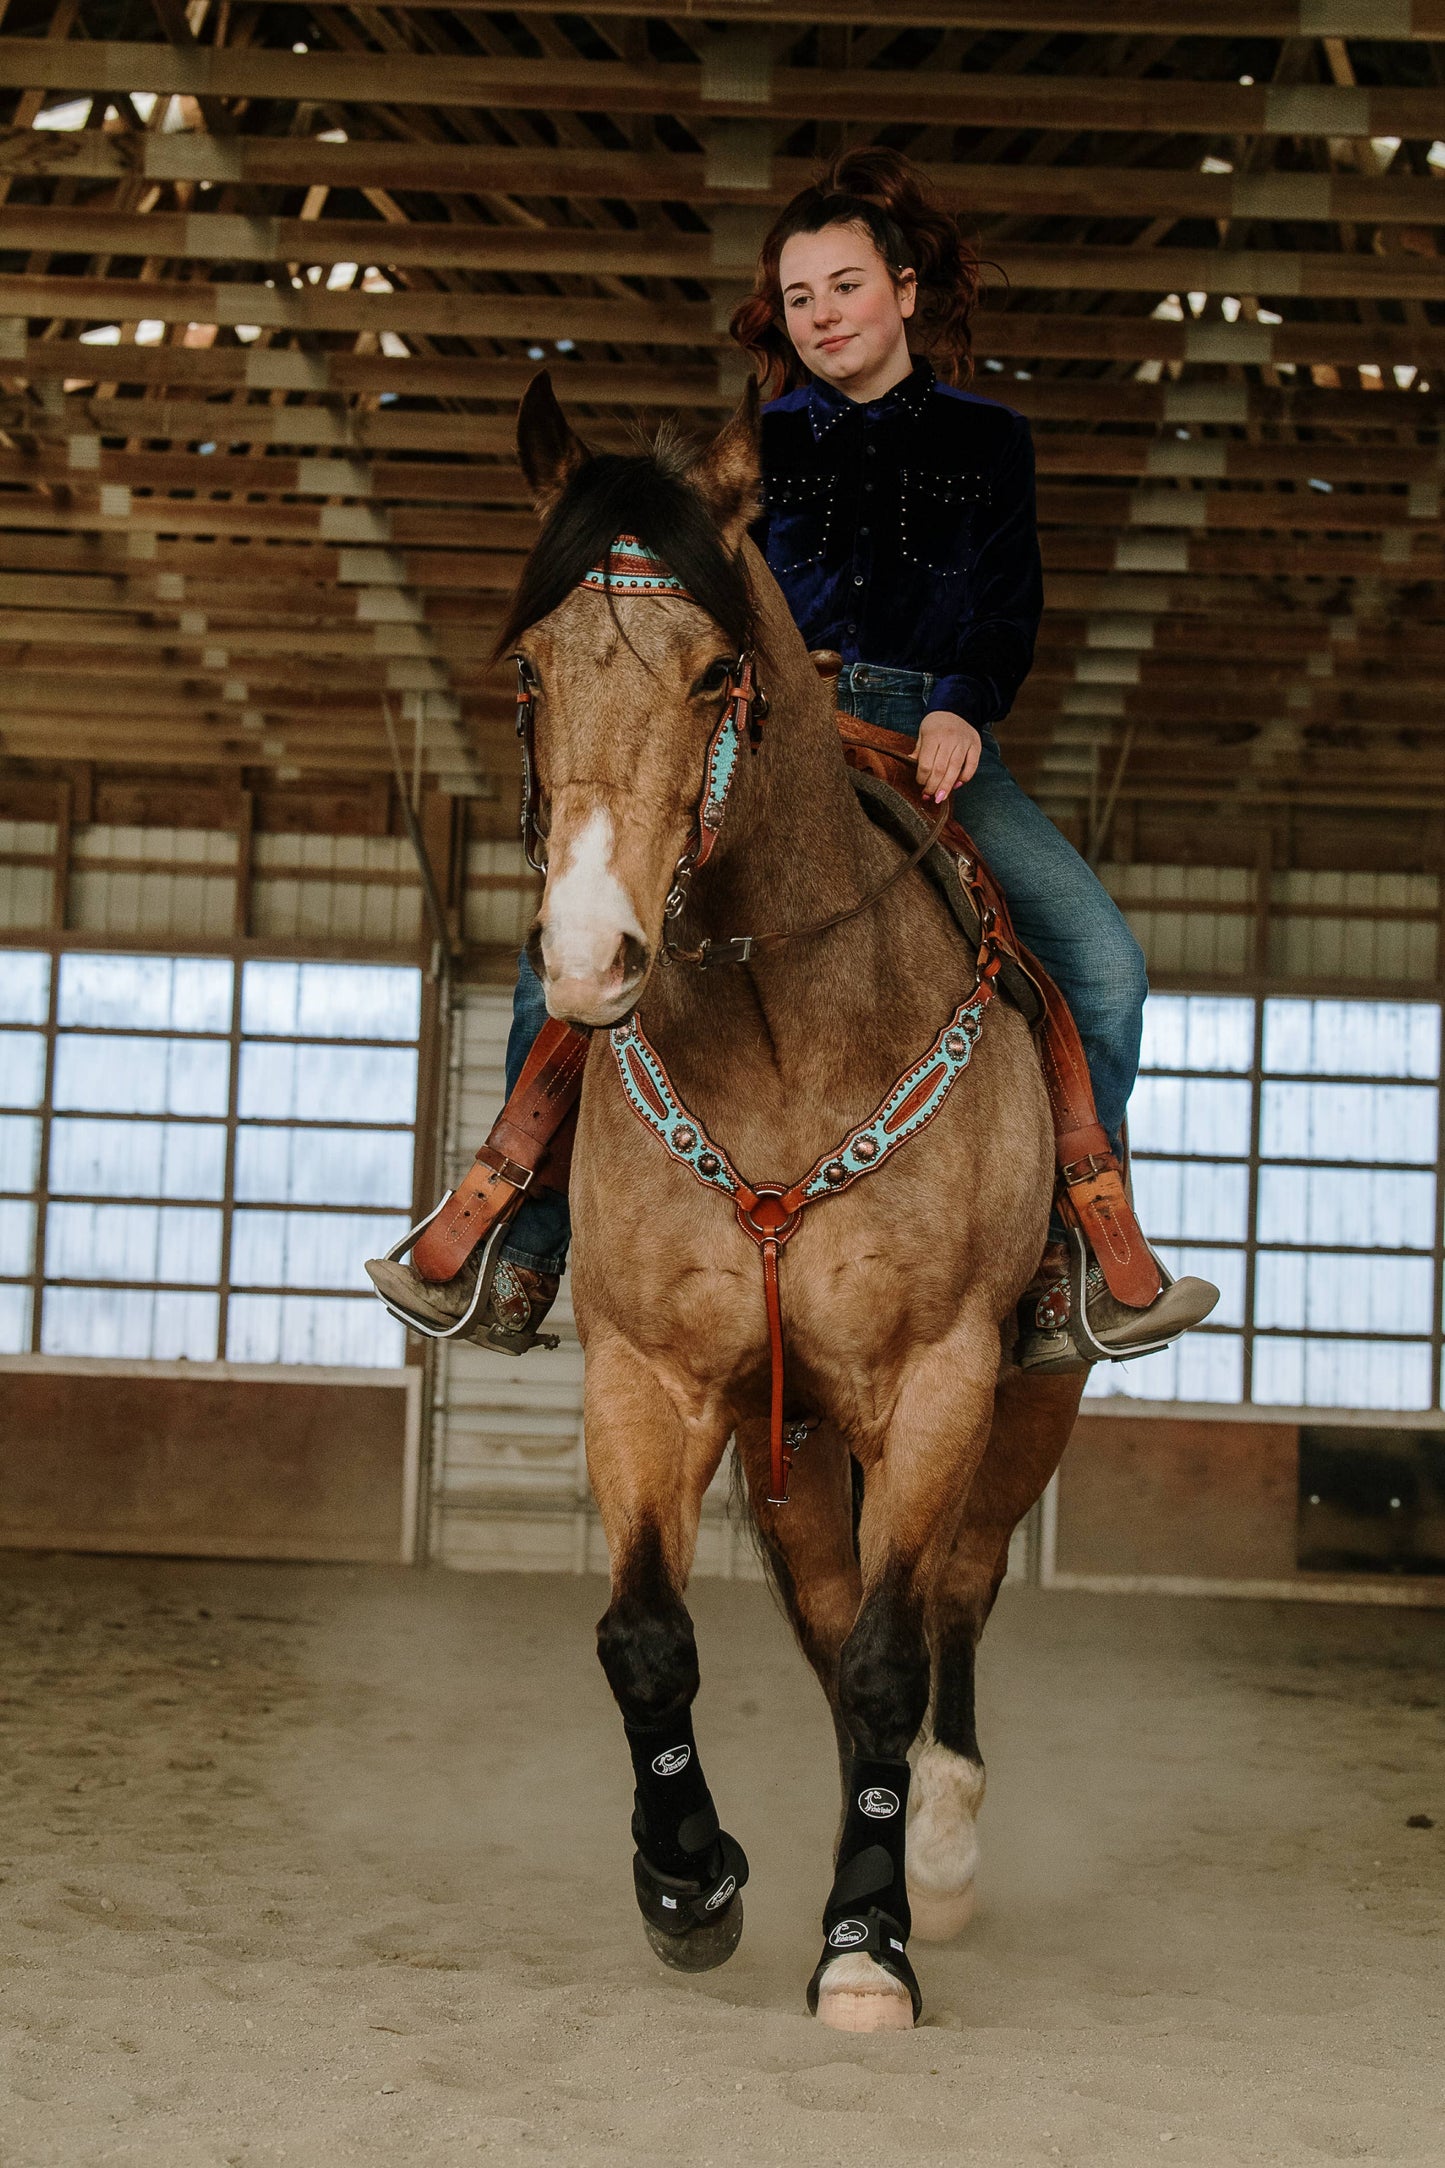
763;470;836;576
898;469;990;579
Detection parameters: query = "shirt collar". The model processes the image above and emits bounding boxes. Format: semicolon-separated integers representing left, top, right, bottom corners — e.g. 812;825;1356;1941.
806;357;936;441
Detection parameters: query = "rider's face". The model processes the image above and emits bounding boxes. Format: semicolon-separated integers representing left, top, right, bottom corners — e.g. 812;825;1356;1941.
777;222;916;402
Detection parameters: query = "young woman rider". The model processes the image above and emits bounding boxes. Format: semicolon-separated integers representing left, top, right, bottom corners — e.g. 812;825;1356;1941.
371;148;1216;1373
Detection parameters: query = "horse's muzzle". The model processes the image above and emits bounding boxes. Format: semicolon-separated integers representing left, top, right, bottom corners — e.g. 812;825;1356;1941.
542;930;651;1028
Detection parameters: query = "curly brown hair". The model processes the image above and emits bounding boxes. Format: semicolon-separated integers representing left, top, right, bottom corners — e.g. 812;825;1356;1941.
728;147;984;399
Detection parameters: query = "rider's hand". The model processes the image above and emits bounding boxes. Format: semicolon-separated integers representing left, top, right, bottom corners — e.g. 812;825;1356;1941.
915;709;982;803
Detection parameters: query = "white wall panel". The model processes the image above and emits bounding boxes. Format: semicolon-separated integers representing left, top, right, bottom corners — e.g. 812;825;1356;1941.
252;833;422;944
463;837;537;949
1099;862;1254;976
1269;870;1438;983
70;826;237;938
0;821;57;930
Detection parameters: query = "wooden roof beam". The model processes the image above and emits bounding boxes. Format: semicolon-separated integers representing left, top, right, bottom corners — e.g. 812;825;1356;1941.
0;41;1440;139
4;133;1439;229
6;279;1445;370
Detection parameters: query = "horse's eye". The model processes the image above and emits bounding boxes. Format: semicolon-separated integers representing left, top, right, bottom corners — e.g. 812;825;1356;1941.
693;659;733;698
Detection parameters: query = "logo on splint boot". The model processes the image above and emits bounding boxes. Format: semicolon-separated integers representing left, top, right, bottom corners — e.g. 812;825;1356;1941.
704;1875;737;1912
858;1786;900;1819
827;1919;870;1949
651;1745;691;1777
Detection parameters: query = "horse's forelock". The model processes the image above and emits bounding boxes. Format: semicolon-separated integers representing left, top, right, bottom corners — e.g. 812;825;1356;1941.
492;442;756;664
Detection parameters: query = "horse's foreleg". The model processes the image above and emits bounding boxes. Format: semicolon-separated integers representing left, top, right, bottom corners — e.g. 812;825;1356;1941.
734;1416;861;1763
911;1367;1085;1941
584;1330;744;1972
810;1312;1003;2034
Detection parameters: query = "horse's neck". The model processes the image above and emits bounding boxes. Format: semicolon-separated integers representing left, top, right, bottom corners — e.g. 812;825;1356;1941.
649;642;946;1114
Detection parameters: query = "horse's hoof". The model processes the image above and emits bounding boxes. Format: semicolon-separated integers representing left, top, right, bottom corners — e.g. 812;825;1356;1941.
643;1893;744;1973
906;1877;976;1943
813;1953;915;2032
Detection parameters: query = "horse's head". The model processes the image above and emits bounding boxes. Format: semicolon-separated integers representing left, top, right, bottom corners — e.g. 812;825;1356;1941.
499;373;762;1027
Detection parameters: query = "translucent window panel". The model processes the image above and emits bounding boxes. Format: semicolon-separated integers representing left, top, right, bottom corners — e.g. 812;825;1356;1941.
1083;1332;1244;1405
53;1033;229;1117
0;1282;31;1354
1139;993;1254;1074
0;1197;36;1277
0;951;49;1025
237;1041;418;1126
1254;1250;1433;1337
44;1202;222;1286
1153;1244;1246;1329
0;1114;41;1193
41;1285;218;1361
233;1125;414;1208
241;960;421;1042
1256;1165;1436;1251
230;1209;409;1291
58;952;232;1033
1259;1081;1437;1165
1252;1336;1432;1413
1128;1157;1250;1242
0;1031;46;1109
48;1117;227;1201
1128;1076;1252;1158
1263;998;1440;1080
227;1292;404;1368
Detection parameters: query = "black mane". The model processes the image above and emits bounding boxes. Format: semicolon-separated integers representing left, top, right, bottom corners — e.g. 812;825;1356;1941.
493;445;756;661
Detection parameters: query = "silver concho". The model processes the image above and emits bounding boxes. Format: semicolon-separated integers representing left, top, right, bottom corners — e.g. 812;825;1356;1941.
822;1159;848;1187
944;1027;973;1060
852;1134;880;1163
673;1123;697;1154
698;1151;721;1179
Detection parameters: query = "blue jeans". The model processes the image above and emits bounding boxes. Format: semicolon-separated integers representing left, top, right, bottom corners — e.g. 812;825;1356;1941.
841;664;1147;1153
499;664;1147;1275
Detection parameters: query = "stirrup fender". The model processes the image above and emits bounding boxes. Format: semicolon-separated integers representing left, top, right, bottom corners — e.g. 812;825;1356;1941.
408;1016;590;1284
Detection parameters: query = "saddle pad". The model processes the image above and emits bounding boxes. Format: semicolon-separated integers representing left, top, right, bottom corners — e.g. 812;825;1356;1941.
846;764;1044;1027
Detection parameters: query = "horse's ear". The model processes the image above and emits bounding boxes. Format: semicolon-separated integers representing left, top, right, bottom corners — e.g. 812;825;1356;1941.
517;371;590;513
688;377;762;552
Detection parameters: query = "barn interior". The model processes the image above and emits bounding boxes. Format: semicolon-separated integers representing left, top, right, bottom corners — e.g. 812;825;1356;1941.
1;5;1442;2160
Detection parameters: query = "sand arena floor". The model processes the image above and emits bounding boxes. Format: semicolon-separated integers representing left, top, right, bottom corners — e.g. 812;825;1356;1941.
0;1552;1441;2167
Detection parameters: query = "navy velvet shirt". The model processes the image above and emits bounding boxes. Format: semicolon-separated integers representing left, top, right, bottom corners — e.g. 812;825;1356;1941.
754;359;1043;730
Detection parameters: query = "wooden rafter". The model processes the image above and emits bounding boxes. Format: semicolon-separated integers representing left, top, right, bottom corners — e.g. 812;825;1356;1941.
0;6;1441;838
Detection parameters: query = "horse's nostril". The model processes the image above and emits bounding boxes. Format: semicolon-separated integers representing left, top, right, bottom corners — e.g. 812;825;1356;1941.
618;933;650;984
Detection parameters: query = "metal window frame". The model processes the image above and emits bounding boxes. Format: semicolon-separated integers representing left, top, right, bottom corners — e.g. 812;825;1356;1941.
1134;989;1445;1412
0;936;429;1364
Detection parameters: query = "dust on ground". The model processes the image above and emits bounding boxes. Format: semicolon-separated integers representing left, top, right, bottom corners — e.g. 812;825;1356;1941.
0;1553;1441;2167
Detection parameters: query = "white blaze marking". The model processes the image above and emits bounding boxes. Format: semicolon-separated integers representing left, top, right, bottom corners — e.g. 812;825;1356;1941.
543;805;646;987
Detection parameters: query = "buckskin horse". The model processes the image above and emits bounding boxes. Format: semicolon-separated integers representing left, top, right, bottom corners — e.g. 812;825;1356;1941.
459;378;1098;2030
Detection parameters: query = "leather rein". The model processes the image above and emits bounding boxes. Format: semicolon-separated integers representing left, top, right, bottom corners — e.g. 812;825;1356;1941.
512;535;1002;1505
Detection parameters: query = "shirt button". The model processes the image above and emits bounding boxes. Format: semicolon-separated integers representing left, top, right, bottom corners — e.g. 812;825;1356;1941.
863;481;874;492
853;574;864;585
865;445;877;457
846;623;857;634
860;526;870;536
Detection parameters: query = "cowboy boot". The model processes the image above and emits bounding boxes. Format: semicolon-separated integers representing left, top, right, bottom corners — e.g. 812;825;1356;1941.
1016;1238;1218;1375
365;1247;561;1356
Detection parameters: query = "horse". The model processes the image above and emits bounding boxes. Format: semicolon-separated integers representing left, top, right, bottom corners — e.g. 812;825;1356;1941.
505;373;1086;2032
